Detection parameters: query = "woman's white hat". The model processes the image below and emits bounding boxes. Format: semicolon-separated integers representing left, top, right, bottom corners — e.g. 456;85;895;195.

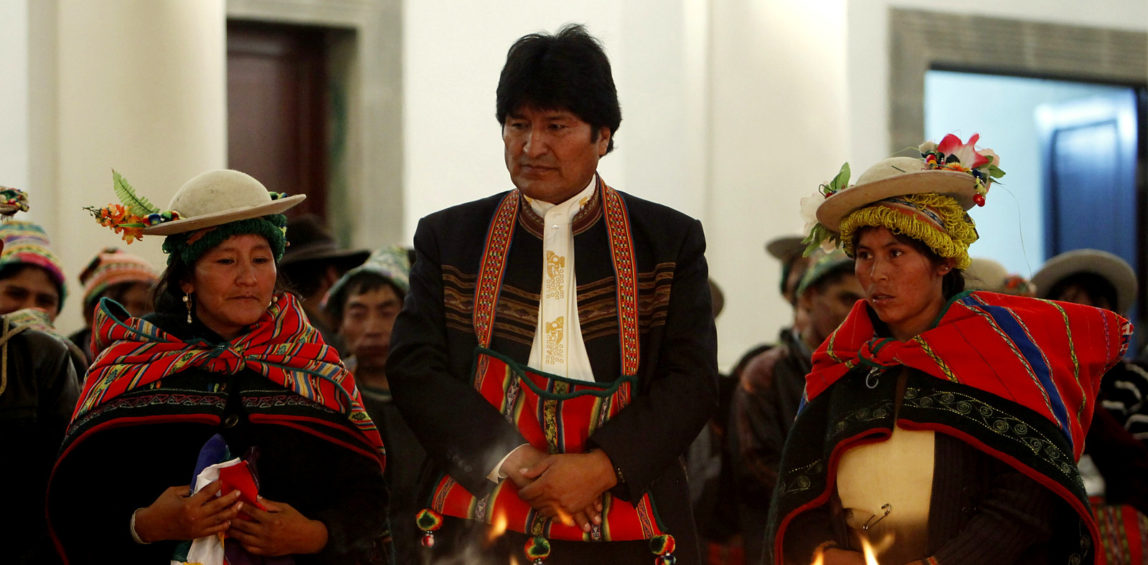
143;170;305;235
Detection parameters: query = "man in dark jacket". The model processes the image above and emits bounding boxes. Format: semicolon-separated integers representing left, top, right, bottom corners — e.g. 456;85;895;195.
387;24;717;565
729;249;860;564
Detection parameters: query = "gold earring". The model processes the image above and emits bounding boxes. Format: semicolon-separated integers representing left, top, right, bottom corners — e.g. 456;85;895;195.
183;291;193;324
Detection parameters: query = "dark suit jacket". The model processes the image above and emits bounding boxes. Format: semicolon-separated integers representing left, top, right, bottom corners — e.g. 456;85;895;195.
387;179;718;562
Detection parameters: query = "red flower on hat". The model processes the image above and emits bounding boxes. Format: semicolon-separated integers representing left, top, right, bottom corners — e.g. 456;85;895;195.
936;133;990;171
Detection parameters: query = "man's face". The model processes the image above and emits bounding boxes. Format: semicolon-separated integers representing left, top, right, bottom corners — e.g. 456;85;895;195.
503;106;610;204
0;265;61;319
338;284;402;371
1053;282;1112;310
800;272;864;346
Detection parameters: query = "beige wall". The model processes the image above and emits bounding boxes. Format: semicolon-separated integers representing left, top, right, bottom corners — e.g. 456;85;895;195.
46;0;227;335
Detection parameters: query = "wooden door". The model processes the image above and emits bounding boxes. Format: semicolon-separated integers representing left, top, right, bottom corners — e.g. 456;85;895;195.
227;21;328;219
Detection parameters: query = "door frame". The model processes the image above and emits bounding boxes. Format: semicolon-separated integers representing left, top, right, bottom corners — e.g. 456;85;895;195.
226;0;403;251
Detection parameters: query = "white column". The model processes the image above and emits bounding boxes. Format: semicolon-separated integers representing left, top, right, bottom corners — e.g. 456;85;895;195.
49;0;227;334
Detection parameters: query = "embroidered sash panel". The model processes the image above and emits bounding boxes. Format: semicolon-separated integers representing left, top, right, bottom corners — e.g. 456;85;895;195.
430;350;663;541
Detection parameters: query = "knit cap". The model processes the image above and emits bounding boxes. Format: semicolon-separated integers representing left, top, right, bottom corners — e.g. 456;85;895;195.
79;247;159;310
0;220;67;304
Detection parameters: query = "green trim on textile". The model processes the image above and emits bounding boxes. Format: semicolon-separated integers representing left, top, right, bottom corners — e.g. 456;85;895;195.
162;215;287;266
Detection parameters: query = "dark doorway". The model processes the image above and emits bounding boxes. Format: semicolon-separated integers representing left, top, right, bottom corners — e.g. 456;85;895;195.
227;21;328;220
1037;91;1139;272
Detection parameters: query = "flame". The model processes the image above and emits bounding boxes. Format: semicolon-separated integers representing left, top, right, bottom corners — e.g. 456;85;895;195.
509;556;520;565
810;548;825;565
859;535;880;565
554;507;575;527
486;509;508;545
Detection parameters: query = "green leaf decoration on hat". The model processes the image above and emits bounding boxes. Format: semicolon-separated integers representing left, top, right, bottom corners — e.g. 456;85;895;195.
87;169;174;244
820;162;851;198
801;162;850;256
112;169;160;217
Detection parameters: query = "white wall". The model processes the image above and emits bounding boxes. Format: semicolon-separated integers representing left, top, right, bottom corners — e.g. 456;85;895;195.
52;0;228;335
706;0;850;368
0;0;30;192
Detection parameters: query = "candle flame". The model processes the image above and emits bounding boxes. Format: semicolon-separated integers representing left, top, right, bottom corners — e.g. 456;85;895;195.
554;507;575;527
810;548;826;565
859;535;880;565
486;509;509;545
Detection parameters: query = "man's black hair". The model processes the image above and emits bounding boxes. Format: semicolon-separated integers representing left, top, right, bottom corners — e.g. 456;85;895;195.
496;24;621;154
325;271;407;324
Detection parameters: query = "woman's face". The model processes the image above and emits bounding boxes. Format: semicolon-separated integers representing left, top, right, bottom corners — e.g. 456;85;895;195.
181;234;276;339
854;227;951;341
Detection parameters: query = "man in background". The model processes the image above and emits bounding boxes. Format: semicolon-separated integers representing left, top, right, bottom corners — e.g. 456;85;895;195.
729;249;861;564
326;245;425;565
279;214;369;352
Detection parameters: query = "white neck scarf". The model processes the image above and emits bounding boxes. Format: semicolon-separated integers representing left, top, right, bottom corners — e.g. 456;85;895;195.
525;177;597;381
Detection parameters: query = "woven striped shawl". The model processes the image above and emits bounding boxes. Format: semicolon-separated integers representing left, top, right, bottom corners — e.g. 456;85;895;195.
71;292;384;466
805;290;1131;460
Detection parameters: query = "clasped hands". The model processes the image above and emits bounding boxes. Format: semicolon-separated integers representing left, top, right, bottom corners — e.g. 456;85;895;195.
501;444;618;533
134;480;328;556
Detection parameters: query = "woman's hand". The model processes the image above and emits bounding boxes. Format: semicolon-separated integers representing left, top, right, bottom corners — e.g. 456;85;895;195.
134;481;244;542
228;497;328;556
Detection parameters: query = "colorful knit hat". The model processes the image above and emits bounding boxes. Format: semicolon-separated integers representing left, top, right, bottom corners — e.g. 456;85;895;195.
0;220;67;304
87;169;305;266
802;134;1005;270
323;245;412;312
78;247;160;310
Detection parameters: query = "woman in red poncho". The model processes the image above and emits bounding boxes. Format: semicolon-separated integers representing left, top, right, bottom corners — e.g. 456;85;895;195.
766;135;1130;565
47;170;388;564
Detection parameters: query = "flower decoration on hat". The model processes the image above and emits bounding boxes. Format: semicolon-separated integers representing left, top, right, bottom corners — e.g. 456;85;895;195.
799;133;1005;270
920;133;1004;207
85;170;180;243
0;187;30;218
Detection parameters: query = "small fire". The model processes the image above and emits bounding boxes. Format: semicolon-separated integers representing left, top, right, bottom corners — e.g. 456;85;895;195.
859;536;880;565
486;510;509;545
809;536;885;565
554;507;575;527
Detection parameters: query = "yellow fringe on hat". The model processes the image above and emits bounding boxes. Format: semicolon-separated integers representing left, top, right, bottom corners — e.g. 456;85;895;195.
839;193;977;270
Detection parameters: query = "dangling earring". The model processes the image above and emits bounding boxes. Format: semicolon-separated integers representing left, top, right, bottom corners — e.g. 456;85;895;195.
183;291;193;325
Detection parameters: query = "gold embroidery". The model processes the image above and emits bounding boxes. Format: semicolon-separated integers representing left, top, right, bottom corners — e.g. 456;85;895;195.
544;250;566;300
544;316;565;365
